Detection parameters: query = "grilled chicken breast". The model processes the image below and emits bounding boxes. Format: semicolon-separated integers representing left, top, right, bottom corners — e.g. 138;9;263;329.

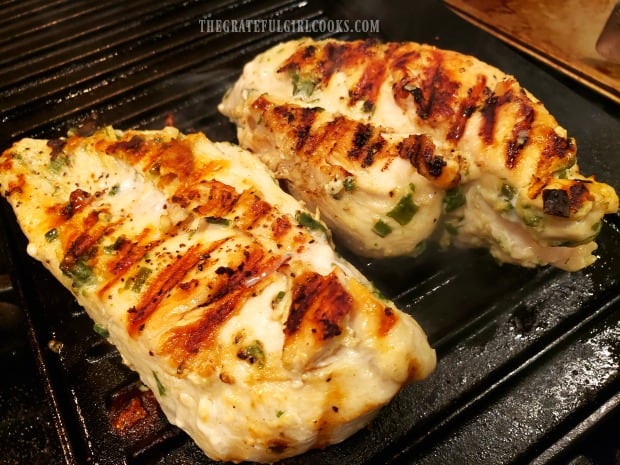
0;127;435;463
219;38;619;270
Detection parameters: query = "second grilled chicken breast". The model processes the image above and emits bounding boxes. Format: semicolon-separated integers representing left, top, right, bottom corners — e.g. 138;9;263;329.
219;38;618;270
0;127;435;463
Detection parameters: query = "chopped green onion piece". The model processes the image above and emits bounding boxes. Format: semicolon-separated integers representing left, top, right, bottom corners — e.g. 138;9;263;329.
238;340;266;368
296;211;326;232
153;371;166;396
272;290;286;308
343;176;356;192
372;220;392;237
49;155;70;173
109;183;120;196
130;267;152;293
522;211;542;227
444;187;466;212
45;228;59;242
93;323;109;338
64;260;94;288
276;410;285;418
206;216;230;226
104;236;126;255
387;193;418;225
291;70;317;98
501;183;517;200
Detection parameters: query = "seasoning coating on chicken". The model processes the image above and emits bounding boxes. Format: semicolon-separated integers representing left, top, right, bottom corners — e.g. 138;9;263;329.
219;38;618;270
0;127;435;463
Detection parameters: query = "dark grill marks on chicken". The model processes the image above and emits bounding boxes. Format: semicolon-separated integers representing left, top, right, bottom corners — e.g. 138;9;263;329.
278;39;393;112
160;246;286;371
285;271;353;341
447;74;488;142
294;107;319;151
60;209;112;275
98;230;160;298
394;49;460;122
249;95;461;184
127;243;214;336
506;97;535;169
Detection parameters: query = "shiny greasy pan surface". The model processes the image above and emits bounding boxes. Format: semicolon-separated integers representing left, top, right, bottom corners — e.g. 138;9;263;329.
0;0;618;464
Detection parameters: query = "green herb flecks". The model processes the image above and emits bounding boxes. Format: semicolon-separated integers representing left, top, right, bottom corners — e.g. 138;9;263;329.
296;211;326;232
205;216;230;226
103;236;126;255
387;193;418;225
372;220;393;237
237;340;266;368
109;183;121;196
501;183;516;201
45;228;59;242
63;259;95;288
271;290;286;308
49;155;70;173
153;371;166;396
521;208;542;228
126;267;152;293
444;187;466;213
93;323;109;338
343;176;356;192
291;70;318;98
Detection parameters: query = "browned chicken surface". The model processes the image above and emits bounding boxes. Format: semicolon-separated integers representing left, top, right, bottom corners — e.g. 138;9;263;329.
220;38;618;270
0;126;435;463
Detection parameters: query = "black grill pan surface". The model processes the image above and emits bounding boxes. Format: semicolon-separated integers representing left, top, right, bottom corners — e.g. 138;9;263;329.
0;1;619;464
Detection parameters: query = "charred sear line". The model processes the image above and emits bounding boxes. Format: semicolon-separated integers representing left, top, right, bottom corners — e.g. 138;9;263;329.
347;123;373;161
479;95;500;145
447;75;487;142
295;107;319;151
60;210;106;271
173;179;239;217
506;102;535;169
199;247;279;307
399;134;458;185
542;181;593;217
543;189;570;217
278;40;379;91
479;86;515;145
541;130;576;163
399;52;459;121
61;188;92;219
127;244;213;336
348;46;392;111
160;139;195;181
164;288;245;371
273;106;295;124
569;181;593;212
98;231;160;297
162;249;285;366
285;272;352;341
108;135;145;155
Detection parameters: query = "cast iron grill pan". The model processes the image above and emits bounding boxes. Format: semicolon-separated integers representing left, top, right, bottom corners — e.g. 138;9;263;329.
0;1;618;464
